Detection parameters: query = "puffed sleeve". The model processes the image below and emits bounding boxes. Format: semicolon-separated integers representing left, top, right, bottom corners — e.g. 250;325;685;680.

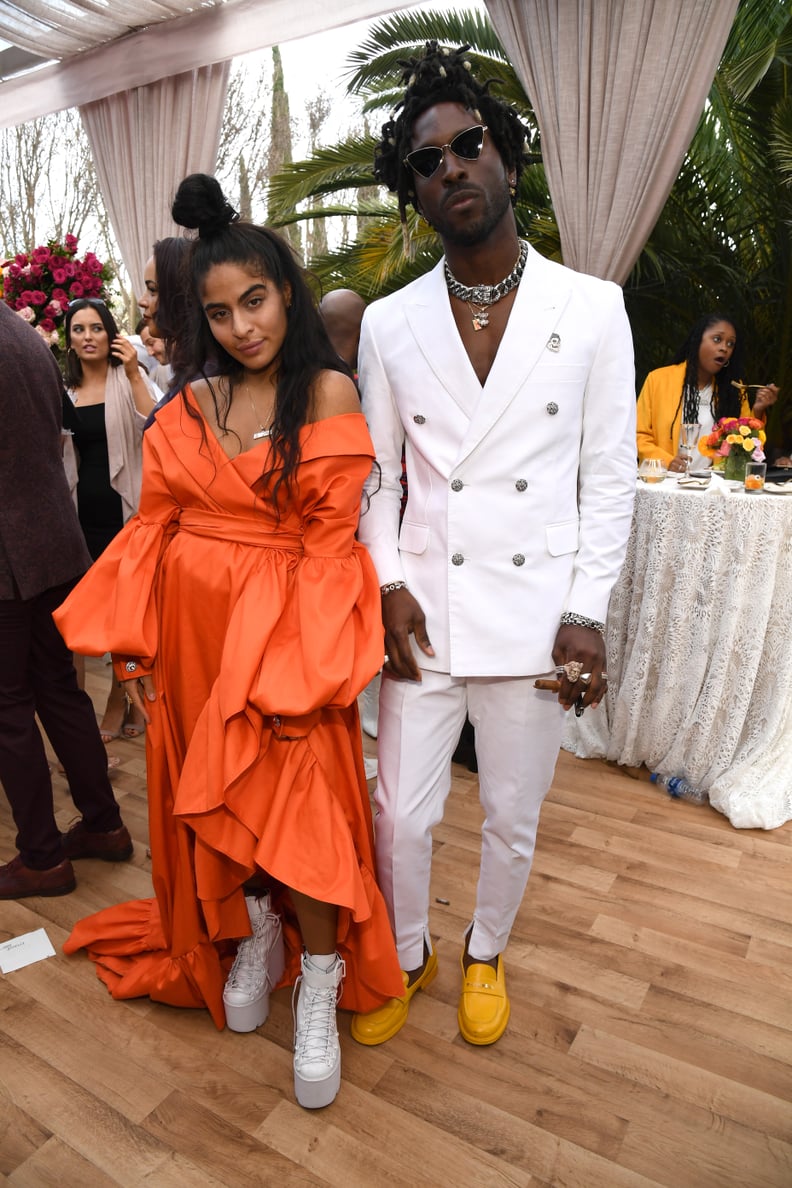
636;367;677;465
248;442;384;716
53;426;180;669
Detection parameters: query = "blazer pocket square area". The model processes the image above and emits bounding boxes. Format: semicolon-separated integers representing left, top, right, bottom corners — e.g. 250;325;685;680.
398;521;430;554
545;520;579;556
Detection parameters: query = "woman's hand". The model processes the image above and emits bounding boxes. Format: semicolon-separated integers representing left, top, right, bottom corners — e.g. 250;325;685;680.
112;335;142;381
123;674;156;724
668;451;689;474
753;383;779;417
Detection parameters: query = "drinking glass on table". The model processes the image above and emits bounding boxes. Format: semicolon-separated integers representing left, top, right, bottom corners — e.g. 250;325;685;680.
679;422;701;472
638;458;668;484
744;461;767;492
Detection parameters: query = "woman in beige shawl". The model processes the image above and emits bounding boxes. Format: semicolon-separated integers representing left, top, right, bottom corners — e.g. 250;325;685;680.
62;297;156;741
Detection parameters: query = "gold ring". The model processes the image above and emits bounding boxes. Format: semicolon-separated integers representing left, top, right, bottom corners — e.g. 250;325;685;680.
563;660;584;682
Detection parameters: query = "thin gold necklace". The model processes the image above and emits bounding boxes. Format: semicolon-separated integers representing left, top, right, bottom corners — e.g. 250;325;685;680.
243;382;272;440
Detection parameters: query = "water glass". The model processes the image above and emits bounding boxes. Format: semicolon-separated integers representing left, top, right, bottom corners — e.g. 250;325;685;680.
680;422;702;472
744;461;767;492
638;458;668;484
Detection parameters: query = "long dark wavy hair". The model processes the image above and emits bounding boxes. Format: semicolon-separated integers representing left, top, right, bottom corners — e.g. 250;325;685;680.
669;312;745;437
150;236;191;386
171;173;349;508
64;299;122;388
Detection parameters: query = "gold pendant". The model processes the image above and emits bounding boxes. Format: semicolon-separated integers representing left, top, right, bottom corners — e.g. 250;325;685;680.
472;312;488;331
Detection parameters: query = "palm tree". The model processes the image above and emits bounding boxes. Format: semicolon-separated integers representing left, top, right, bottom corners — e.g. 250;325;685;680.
268;1;791;401
267;8;549;299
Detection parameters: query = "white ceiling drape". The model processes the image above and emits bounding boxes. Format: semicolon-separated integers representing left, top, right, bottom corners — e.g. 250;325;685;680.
0;0;415;130
484;0;739;284
79;63;230;296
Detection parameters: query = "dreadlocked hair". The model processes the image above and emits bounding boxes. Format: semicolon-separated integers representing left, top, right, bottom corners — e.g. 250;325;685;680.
669;312;744;438
374;41;531;229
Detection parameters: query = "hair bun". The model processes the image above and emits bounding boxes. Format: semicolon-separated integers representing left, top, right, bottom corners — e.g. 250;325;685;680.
172;173;238;237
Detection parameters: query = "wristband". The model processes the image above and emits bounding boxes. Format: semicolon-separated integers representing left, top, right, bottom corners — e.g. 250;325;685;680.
380;581;408;596
559;611;605;634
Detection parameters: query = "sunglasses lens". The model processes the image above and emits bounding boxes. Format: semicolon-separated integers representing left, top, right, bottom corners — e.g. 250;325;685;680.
407;147;443;178
450;126;485;160
405;126;486;178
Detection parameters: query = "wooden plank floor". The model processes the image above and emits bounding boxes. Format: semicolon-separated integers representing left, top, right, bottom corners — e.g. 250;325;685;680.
1;657;791;1186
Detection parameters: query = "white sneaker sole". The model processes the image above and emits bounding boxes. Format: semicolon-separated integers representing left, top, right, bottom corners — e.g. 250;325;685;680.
223;931;285;1033
294;1058;341;1109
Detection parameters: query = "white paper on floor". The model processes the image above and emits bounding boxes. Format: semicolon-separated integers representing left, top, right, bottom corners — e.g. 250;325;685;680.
0;927;56;973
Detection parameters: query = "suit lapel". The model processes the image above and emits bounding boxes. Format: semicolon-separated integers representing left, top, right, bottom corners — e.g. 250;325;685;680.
460;246;573;458
403;262;481;418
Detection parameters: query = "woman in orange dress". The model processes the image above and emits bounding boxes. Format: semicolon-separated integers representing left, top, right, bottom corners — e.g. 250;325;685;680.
54;174;402;1110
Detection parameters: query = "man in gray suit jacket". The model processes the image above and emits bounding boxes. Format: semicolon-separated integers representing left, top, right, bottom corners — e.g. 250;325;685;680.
0;300;132;897
352;43;636;1047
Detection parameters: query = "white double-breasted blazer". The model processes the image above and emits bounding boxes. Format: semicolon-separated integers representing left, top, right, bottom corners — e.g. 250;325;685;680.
357;244;636;677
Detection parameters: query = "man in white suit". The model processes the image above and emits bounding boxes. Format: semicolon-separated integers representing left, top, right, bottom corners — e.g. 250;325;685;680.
352;42;636;1047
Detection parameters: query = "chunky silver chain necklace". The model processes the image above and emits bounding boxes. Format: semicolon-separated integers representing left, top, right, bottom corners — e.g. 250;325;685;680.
444;240;529;330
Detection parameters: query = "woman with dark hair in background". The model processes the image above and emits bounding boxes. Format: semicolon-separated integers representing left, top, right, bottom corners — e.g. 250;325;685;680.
55;174;402;1111
138;235;192;397
62;297;157;740
636;312;778;472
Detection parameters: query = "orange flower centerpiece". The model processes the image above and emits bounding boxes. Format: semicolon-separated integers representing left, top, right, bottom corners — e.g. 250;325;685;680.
698;415;766;481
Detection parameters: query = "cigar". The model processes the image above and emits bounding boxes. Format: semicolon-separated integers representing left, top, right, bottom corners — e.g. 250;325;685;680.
535;677;585;715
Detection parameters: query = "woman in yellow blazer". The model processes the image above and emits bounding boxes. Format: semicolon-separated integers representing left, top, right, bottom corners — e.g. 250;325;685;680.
636;313;778;472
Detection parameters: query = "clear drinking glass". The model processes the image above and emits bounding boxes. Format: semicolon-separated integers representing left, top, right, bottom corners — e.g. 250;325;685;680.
638;458;668;484
744;461;767;492
680;422;702;472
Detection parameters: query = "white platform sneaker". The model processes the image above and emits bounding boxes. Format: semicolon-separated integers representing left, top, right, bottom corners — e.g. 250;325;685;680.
223;893;285;1033
292;952;345;1109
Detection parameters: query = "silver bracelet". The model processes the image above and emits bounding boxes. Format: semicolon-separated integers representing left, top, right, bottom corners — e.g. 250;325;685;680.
559;611;605;634
380;580;408;596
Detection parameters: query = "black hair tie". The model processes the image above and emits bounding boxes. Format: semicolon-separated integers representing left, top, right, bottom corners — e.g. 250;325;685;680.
198;201;239;238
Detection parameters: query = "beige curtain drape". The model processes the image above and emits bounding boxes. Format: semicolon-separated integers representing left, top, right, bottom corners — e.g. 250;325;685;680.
80;63;230;296
484;0;738;283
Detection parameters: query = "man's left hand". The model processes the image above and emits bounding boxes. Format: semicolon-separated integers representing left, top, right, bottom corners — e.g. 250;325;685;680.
552;624;607;711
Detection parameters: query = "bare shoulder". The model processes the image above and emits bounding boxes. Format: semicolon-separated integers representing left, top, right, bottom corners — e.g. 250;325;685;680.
309;369;361;422
189;375;227;417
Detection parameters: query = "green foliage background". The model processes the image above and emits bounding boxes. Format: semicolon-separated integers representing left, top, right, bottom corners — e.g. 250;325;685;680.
268;0;792;452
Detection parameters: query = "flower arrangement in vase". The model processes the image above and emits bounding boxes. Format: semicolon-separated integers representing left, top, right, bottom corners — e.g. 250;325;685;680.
1;235;112;350
698;416;766;481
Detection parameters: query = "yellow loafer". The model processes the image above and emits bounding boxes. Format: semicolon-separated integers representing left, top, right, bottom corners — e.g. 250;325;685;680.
351;949;438;1045
458;953;510;1045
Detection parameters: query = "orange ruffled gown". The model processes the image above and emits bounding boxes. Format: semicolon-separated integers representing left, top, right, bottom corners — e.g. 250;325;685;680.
54;393;403;1028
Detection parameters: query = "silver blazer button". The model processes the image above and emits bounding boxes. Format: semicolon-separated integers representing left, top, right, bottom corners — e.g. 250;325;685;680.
546;402;559;416
450;478;464;492
515;479;527;492
413;414;426;424
451;553;464;566
512;554;526;566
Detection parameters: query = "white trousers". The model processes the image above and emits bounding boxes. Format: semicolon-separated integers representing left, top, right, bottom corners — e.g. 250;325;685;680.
374;669;565;970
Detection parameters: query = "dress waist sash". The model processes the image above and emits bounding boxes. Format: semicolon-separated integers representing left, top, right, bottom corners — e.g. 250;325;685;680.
178;509;304;551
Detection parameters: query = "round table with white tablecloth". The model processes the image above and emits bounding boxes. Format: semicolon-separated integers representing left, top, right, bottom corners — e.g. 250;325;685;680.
563;474;792;829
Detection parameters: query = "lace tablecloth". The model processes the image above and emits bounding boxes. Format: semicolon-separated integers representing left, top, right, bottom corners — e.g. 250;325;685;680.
563;476;792;829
